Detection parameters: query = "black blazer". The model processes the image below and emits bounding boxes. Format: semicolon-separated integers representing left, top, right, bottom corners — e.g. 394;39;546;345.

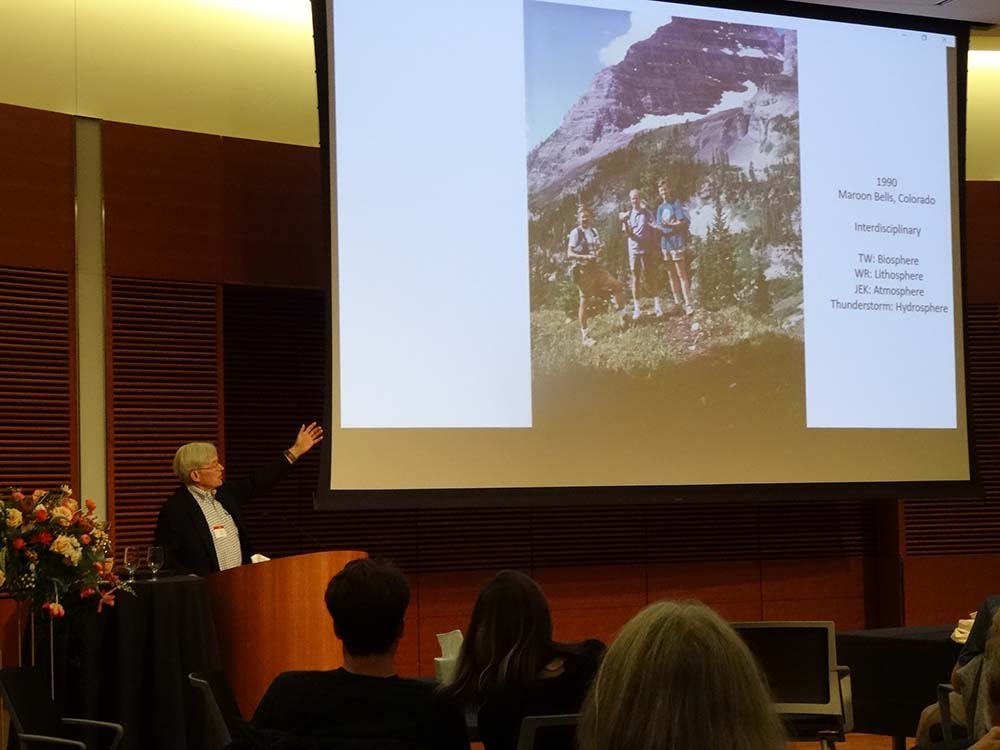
153;455;294;575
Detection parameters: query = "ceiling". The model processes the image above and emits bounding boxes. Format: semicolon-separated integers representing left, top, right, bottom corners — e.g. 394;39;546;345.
783;0;1000;24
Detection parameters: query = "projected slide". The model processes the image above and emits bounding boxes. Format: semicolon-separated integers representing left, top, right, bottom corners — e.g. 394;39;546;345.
326;0;968;493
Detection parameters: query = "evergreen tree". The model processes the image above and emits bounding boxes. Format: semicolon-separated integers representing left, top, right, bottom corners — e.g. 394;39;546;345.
700;196;737;311
749;252;773;319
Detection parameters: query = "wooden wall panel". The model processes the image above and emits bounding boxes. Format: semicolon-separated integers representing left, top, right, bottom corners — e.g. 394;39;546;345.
0;267;77;490
0;104;74;271
965;182;1000;304
108;278;221;555
647;560;762;606
104;122;325;288
221;137;326;288
903;553;1000;626
104;123;225;281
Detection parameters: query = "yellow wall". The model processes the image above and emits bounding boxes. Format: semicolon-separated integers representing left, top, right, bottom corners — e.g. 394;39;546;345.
0;1;994;175
968;40;1000;181
0;0;318;146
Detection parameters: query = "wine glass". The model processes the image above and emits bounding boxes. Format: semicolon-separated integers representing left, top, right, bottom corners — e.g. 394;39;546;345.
123;546;141;582
147;546;164;581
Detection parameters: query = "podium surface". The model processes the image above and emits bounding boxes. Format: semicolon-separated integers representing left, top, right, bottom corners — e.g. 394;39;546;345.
205;549;367;715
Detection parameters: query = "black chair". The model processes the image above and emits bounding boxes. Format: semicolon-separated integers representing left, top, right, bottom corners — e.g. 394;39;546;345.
516;713;580;750
189;671;241;749
733;622;852;750
0;667;124;749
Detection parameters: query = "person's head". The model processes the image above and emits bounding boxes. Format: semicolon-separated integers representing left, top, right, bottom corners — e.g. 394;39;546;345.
657;179;671;201
579;600;784;750
324;558;410;657
629;189;642;209
447;570;553;702
983;610;1000;725
173;442;224;490
578;207;593;227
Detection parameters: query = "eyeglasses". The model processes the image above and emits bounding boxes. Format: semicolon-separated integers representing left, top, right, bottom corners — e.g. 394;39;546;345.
195;462;224;472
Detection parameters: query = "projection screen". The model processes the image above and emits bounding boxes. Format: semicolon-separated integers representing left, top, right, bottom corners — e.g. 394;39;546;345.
317;0;973;506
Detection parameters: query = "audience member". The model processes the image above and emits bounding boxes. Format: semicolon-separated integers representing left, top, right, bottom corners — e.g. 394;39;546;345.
252;558;469;750
971;625;1000;749
578;600;785;750
917;599;1000;747
444;570;604;750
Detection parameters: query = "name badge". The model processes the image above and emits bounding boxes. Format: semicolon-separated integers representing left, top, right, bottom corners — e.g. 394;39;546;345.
212;524;228;539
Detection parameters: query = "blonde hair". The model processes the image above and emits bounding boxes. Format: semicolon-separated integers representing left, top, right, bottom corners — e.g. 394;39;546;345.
578;601;785;750
172;442;218;484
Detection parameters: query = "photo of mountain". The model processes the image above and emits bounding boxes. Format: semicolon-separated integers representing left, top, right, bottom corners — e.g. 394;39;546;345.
526;2;803;385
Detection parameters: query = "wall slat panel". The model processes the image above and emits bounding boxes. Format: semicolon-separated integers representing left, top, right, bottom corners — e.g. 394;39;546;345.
904;303;1000;555
109;278;220;554
0;267;76;490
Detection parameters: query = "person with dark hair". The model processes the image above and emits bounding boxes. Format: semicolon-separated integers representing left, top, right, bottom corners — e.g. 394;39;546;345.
252;558;470;749
443;570;604;750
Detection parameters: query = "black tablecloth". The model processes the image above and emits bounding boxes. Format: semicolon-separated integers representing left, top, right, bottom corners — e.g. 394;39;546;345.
837;626;961;740
53;575;221;750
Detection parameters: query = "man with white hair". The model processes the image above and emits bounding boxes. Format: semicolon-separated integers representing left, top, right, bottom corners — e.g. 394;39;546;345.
154;423;323;575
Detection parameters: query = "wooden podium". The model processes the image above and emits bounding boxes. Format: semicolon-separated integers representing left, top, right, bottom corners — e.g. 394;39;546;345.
205;549;367;716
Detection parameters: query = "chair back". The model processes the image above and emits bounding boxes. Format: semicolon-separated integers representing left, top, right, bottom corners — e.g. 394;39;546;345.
733;621;842;716
516;713;580;750
734;621;854;748
0;667;65;736
190;672;234;748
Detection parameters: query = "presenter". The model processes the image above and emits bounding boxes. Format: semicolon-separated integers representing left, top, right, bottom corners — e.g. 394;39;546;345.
154;423;323;575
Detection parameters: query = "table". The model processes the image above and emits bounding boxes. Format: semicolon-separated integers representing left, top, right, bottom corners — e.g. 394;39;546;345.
54;575;222;750
837;626;962;750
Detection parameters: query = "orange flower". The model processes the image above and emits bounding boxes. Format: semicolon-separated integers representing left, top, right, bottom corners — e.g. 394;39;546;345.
11;491;24;502
42;602;66;618
31;490;45;501
34;506;48;522
79;587;96;599
11;538;25;550
85;499;97;513
97;591;116;613
81;533;92;545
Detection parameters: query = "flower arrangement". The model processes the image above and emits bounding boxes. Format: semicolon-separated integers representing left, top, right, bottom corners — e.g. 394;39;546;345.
0;486;128;617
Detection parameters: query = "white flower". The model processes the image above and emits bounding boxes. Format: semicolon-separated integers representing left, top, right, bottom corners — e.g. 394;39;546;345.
5;508;22;528
50;535;82;566
51;506;73;526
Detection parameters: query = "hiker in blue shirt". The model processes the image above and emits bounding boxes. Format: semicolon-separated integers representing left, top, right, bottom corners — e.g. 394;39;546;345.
655;178;694;316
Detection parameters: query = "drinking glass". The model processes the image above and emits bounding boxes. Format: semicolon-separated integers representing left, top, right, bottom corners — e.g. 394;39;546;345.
147;546;164;580
123;546;141;582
